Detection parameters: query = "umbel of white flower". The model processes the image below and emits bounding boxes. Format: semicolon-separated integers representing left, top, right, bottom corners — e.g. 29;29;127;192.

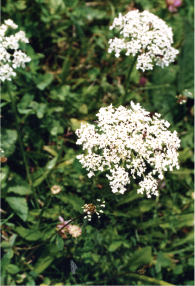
76;102;180;198
108;10;179;72
0;19;31;81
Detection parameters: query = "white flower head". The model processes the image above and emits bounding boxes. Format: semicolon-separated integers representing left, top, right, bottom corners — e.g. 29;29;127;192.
108;10;179;71
0;19;31;81
82;200;105;220
76;101;180;198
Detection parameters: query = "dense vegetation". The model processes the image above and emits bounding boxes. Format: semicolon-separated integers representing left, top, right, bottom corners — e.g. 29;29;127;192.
1;0;194;285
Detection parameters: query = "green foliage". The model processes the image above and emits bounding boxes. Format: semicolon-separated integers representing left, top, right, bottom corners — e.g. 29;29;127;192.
1;0;194;285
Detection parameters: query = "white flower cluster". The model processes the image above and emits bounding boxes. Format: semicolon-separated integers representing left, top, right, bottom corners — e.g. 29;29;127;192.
176;93;189;105
76;101;180;198
82;199;105;221
0;19;31;81
108;10;179;71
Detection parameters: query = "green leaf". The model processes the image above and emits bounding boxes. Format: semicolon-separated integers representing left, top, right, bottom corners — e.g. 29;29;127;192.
139;200;156;212
155;251;171;273
70;118;88;131
48;119;64;136
91;253;100;263
7;185;31;196
35;73;54;90
1;128;17;157
60;58;71;82
17;93;34;114
45;157;58;170
182;89;194;99
36;103;47;119
6;173;31;195
171;231;194;248
1;253;11;268
108;241;123;252
117;189;143;206
50;85;70;101
33;246;62;274
63;0;78;8
78;104;88;114
6;197;28;221
15;226;42;241
26;278;36;286
178;20;194;92
6;264;20;274
127;246;152;271
56;235;64;251
60;194;84;213
0;165;9;188
15;1;27;10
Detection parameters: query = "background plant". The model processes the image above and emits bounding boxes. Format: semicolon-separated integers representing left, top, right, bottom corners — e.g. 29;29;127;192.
1;0;194;285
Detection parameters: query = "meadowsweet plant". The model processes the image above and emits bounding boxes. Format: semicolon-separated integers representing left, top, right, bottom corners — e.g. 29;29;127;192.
82;199;106;221
76;101;180;198
108;10;179;72
0;19;31;81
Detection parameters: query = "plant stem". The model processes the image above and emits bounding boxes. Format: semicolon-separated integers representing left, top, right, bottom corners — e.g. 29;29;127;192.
92;272;175;285
6;81;39;209
122;54;138;105
161;103;178;119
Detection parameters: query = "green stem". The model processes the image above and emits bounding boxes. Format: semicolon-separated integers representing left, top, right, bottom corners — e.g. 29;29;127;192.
161;103;178;119
93;272;175;286
6;81;39;209
122;54;139;105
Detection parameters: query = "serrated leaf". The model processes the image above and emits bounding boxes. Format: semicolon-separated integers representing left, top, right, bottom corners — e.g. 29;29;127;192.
6;197;28;221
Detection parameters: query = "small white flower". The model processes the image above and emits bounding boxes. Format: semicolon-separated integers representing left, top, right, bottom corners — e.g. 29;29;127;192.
0;19;31;81
4;19;18;29
76;101;180;197
108;10;179;71
51;185;62;195
82;201;106;221
88;171;94;178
